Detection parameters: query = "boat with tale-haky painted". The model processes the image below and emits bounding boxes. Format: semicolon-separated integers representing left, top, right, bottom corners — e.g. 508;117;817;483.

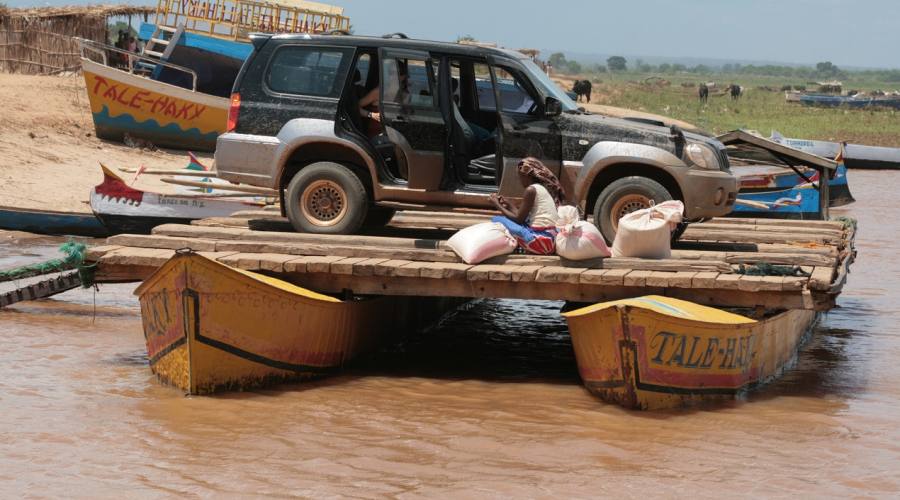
562;296;817;410
135;252;459;394
76;0;350;150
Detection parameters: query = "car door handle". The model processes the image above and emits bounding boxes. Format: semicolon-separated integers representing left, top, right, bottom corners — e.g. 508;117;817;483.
394;115;408;123
513;124;529;131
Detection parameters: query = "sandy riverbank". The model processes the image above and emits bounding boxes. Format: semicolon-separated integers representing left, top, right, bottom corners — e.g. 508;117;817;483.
0;73;212;213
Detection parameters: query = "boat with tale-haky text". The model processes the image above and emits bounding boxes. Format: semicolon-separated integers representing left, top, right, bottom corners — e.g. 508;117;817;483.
76;0;350;151
562;296;818;410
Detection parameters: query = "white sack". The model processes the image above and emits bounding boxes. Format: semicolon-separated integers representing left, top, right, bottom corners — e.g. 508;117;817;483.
447;222;517;264
612;201;684;259
555;205;611;260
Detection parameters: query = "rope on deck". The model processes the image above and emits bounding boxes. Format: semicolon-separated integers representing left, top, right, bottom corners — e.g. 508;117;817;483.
737;262;811;277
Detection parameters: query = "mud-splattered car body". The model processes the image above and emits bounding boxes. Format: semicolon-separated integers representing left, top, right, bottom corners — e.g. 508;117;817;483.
216;33;738;236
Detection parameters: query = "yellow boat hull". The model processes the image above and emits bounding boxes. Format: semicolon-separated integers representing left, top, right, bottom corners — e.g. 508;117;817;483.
562;296;817;410
135;252;453;394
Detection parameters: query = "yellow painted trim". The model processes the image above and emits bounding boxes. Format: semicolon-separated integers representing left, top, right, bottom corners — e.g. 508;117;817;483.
562;295;756;325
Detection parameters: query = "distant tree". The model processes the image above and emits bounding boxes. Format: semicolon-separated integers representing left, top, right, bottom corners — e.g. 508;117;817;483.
591;63;608;73
658;63;672;73
672;63;687;72
816;61;838;75
456;34;476;43
690;64;711;74
548;52;568;69
607;56;627;72
566;60;583;74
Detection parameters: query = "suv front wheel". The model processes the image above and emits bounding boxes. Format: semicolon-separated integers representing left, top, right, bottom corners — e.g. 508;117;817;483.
285;162;368;234
593;176;673;243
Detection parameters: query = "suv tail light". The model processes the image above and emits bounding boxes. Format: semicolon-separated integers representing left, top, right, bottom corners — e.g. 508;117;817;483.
226;92;240;132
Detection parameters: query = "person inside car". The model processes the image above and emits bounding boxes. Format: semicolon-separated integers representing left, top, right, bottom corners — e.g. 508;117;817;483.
358;61;411;134
489;157;564;255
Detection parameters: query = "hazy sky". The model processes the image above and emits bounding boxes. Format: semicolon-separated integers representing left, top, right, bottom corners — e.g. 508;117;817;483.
9;0;899;68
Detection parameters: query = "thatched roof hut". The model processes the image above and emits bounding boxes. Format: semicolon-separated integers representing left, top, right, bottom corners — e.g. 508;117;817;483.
0;4;154;75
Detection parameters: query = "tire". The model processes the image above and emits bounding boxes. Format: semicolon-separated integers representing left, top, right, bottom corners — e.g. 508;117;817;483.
592;176;673;243
284;162;368;234
363;207;396;228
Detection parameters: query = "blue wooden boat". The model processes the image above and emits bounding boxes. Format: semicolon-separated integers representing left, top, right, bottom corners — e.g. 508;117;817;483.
0;206;109;237
731;185;820;219
771;131;900;171
799;93;900;109
736;163;854;207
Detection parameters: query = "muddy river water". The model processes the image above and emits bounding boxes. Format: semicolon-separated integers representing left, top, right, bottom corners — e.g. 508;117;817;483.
1;170;898;497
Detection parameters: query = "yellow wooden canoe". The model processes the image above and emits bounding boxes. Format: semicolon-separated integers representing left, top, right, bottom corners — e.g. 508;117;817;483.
134;252;452;394
562;296;817;410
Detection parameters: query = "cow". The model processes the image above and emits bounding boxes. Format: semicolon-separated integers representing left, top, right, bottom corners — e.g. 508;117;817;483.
729;84;743;100
698;83;709;103
572;79;592;103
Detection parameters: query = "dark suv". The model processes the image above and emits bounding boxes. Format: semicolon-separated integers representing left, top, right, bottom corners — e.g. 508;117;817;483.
215;33;738;241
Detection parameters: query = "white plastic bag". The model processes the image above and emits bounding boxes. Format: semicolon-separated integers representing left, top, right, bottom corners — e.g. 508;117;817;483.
612;201;684;259
447;222;517;264
555;205;611;260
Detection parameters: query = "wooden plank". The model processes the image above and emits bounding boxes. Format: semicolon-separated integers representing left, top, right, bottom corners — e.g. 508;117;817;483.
737;275;784;292
714;274;743;290
100;247;175;267
646;271;674;288
624;270;653;287
669;271;698;288
330;257;368;275
535;266;584;284
415;262;472;279
467;264;514;281
85;245;122;262
107;234;218;252
682;228;834;245
287;272;829;310
372;259;414;277
579;269;608;284
691;272;719;289
709;217;844;229
351;258;390;276
695;223;844;237
212;240;459;263
152;224;248;240
305;255;345;273
511;265;543;282
256;253;302;273
782;276;808;291
598;268;630;286
809;267;835;291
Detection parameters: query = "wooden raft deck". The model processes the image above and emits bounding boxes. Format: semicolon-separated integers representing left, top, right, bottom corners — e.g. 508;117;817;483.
86;212;856;311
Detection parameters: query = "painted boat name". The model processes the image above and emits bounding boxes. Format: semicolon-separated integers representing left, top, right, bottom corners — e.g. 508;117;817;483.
91;76;207;120
649;332;755;370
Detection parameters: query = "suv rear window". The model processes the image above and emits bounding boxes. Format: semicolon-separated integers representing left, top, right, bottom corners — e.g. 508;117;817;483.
266;46;352;98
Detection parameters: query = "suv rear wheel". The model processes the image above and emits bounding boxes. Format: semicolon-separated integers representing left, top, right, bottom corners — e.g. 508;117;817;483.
593;176;673;243
285;162;368;234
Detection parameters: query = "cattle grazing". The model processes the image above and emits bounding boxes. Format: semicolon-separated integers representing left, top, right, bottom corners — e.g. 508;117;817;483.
572;79;592;103
729;84;743;100
698;83;709;103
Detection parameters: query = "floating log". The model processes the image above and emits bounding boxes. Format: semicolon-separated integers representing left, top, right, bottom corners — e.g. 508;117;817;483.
0;271;82;307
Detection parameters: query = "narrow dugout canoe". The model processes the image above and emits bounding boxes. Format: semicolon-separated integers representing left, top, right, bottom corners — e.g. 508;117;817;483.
134;252;453;394
562;296;817;410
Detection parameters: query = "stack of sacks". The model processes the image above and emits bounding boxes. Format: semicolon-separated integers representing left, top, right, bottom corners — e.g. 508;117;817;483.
611;200;684;259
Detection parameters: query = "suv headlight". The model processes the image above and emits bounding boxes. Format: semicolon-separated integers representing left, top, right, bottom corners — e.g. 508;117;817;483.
685;143;719;170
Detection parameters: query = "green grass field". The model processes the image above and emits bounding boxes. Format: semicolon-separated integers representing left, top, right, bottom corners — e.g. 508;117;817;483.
587;73;900;147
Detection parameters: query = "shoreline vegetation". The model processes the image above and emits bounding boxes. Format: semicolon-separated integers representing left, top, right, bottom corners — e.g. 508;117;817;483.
548;56;900;147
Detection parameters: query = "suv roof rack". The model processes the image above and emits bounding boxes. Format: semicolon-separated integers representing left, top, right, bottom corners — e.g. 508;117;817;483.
323;29;351;36
381;32;409;39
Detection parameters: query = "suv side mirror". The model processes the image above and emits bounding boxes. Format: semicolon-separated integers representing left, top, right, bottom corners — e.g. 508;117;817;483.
544;96;562;117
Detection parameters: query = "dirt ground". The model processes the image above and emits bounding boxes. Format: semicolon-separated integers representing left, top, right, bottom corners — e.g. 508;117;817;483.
0;73;212;213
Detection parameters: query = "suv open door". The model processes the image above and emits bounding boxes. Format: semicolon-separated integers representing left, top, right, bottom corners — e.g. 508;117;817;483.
378;48;446;191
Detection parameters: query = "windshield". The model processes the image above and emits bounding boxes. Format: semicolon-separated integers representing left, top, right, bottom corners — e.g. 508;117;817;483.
520;58;579;112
